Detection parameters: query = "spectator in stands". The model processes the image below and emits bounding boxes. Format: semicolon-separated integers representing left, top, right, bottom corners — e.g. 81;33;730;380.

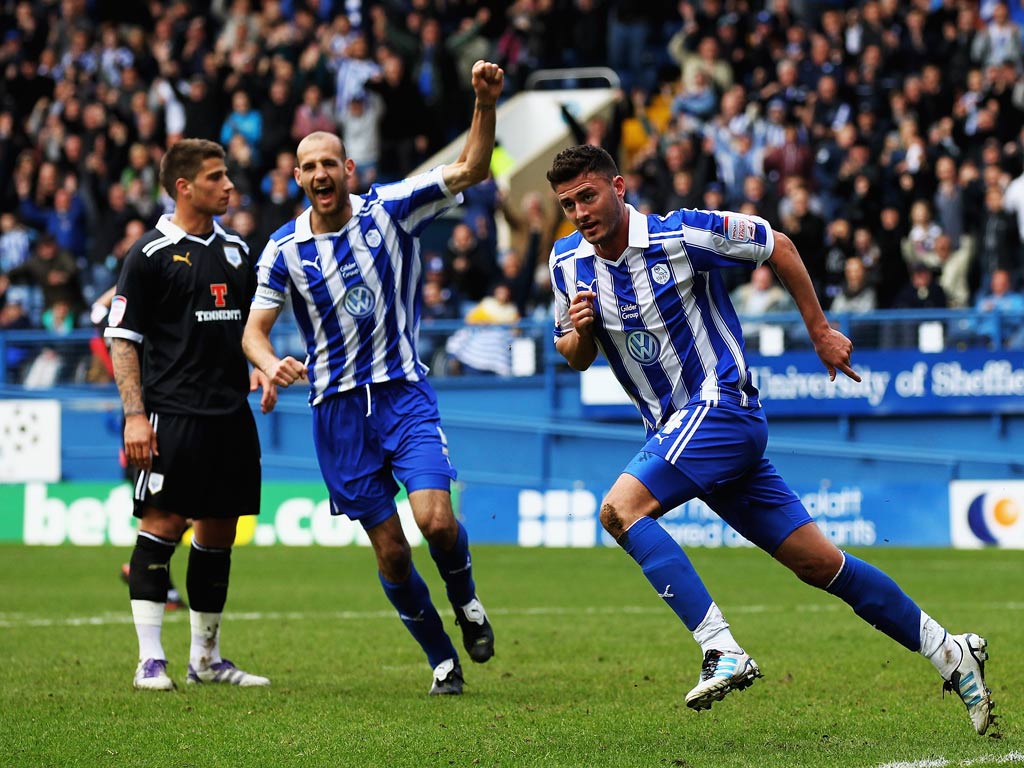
339;94;383;190
970;2;1022;70
974;184;1022;290
0;212;33;279
730;264;795;349
446;281;521;376
420;271;460;371
902;200;945;271
119;143;161;221
367;53;429;182
781;184;826;300
822;217;855;304
934;233;975;310
8;234;83;321
291;83;336;144
895;264;949;311
259;151;302;208
971;268;1024;348
223;133;259;203
873;206;910;308
259;79;297;170
443;222;494;312
763;120;813;198
851;226;883;292
220;90;263;164
830;256;877;315
934;155;967;250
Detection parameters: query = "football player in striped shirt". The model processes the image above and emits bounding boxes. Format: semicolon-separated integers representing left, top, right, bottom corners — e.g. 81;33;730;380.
546;144;992;734
243;61;504;696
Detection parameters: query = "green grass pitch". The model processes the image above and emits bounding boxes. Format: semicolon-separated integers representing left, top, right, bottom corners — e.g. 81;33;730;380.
0;544;1020;768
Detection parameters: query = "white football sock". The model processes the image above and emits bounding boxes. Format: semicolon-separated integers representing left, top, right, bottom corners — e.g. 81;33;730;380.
131;599;166;661
693;602;743;654
920;612;960;678
189;610;223;669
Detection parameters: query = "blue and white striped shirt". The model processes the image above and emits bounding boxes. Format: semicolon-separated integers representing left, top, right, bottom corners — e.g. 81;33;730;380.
550;205;774;436
253;167;462;405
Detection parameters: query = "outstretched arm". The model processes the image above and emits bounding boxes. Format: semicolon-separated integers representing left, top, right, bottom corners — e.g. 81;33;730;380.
442;60;505;196
242;306;309;387
768;231;861;382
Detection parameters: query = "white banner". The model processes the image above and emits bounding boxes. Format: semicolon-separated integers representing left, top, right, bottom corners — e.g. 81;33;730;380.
0;399;61;483
949;480;1024;549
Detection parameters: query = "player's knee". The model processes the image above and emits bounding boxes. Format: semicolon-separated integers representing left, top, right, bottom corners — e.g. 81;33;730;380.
600;500;627;539
418;510;457;547
786;550;843;588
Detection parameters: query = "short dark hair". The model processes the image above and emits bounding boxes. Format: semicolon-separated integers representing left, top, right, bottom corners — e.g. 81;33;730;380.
159;138;225;199
546;144;619;188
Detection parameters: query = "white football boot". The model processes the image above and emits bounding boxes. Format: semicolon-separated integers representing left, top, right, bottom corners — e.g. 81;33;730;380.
943;633;994;735
685;649;762;711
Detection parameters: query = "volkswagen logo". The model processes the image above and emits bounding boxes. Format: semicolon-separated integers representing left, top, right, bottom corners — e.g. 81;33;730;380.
626;330;660;365
343;284;376;318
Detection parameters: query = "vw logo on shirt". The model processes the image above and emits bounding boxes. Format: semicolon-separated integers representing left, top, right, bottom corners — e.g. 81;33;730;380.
626;330;660;365
343;284;376;318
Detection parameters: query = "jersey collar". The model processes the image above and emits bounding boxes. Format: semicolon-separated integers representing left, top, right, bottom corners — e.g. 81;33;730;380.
155;214;223;246
574;204;650;263
294;195;365;242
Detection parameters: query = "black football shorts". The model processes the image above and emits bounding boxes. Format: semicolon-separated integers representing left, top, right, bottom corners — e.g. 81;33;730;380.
131;406;261;519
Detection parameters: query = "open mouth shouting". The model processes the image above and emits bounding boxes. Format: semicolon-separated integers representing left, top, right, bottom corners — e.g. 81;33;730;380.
313;182;336;208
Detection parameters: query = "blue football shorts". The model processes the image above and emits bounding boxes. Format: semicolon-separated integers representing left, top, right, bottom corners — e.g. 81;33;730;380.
623;399;812;554
311;378;457;529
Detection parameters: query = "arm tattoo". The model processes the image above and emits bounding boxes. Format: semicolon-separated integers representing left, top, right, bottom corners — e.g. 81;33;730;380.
110;338;146;417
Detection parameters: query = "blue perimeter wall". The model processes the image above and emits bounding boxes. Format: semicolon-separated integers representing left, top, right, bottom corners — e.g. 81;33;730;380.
20;349;1024;550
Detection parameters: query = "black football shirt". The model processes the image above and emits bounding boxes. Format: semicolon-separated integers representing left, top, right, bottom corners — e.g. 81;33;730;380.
105;215;256;416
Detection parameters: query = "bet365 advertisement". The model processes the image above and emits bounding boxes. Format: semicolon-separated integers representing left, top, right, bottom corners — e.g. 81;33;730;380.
0;482;433;547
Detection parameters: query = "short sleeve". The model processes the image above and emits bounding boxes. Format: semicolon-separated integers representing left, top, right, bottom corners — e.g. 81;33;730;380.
103;244;151;344
253;238;290;309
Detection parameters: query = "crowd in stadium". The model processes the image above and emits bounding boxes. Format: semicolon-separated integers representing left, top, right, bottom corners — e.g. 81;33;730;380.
1;0;1024;356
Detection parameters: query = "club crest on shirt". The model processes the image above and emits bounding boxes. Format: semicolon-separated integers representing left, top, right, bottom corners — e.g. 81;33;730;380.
725;215;756;243
626;330;660;365
108;295;127;327
223;245;243;268
364;229;382;248
343;284;376;317
651;264;670;285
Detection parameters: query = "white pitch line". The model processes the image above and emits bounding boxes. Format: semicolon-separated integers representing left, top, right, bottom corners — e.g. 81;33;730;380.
876;752;1024;768
1;599;1022;630
0;602;806;629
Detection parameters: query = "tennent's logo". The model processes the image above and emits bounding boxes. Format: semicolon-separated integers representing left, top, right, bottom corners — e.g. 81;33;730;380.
210;283;228;307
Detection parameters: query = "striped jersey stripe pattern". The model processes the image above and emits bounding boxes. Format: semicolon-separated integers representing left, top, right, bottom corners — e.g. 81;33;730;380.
549;205;774;435
254;167;462;405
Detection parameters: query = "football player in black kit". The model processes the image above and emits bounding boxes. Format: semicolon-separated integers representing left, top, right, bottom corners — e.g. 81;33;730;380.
105;138;276;690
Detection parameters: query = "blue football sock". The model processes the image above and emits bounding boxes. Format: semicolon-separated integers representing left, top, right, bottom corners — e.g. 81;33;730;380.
826;552;922;651
428;521;476;607
619;516;714;631
379;564;458;668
